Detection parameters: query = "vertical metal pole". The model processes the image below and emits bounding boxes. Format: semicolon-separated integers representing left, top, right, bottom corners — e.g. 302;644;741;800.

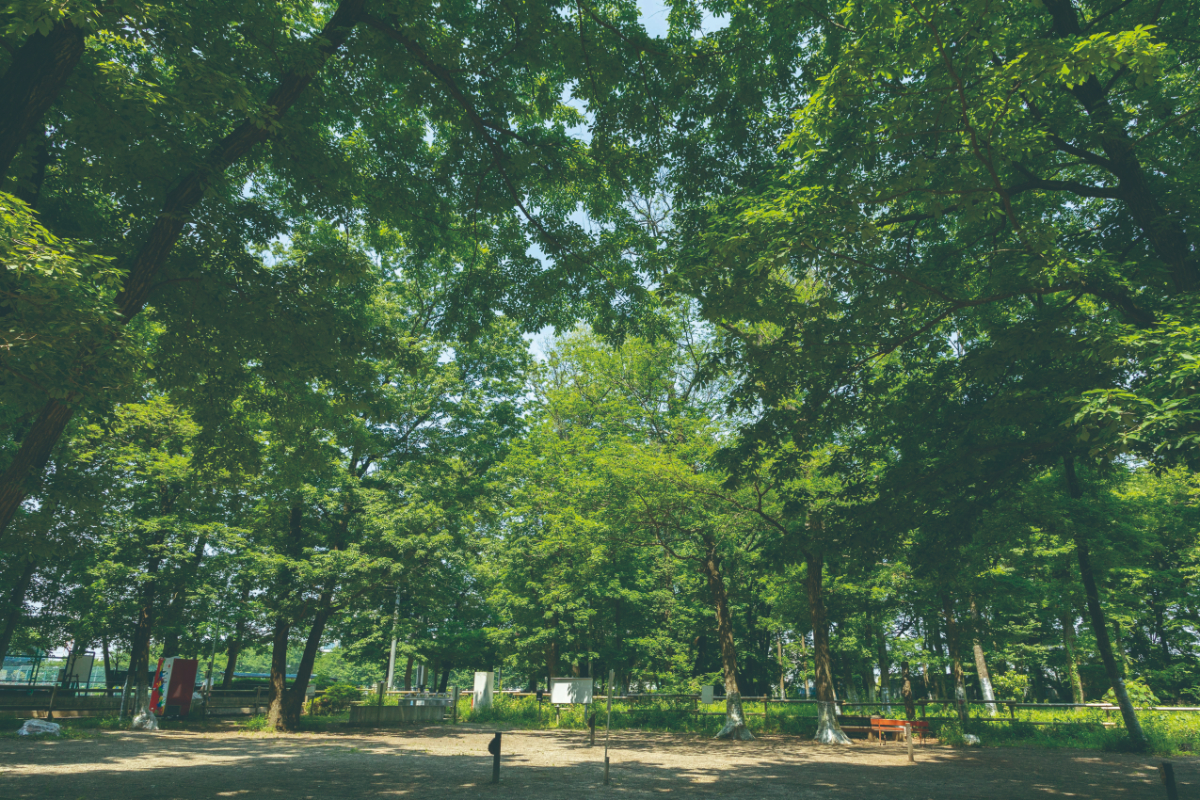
906;724;914;763
604;669;614;785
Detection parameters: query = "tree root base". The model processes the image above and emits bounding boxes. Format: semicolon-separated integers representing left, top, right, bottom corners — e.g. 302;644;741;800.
715;721;755;740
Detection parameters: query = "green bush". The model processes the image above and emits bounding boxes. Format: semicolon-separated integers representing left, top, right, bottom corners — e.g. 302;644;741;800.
1103;678;1159;707
314;681;360;714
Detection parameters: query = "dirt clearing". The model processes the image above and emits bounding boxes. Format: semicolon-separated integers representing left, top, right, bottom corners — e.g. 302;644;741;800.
1;724;1193;798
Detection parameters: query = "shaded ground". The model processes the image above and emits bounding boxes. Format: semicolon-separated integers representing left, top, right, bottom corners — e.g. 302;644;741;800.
0;723;1192;798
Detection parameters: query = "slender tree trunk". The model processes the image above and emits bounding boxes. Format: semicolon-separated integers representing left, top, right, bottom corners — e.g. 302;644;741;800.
778;634;787;698
0;558;36;666
969;598;998;715
1063;456;1146;749
806;551;850;744
159;534;209;659
702;539;753;740
901;661;916;721
874;611;890;701
0;0;366;546
439;661;452;693
1061;611;1085;703
942;596;968;724
221;585;252;689
404;655;413;690
859;614;875;701
102;637;112;689
129;552;163;731
0;20;86;180
1043;0;1199;294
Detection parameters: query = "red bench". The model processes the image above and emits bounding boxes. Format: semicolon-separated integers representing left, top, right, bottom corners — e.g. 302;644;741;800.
870;718;929;745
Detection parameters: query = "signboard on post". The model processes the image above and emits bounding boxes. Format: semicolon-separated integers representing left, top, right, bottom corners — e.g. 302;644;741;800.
700;685;714;705
550;678;593;705
473;672;494;709
60;652;95;687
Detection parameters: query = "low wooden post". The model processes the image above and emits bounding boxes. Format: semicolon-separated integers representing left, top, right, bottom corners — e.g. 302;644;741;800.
905;724;914;763
46;683;60;721
1009;702;1016;722
589;710;596;746
488;732;502;784
254;686;262;716
1160;762;1179;800
451;686;459;724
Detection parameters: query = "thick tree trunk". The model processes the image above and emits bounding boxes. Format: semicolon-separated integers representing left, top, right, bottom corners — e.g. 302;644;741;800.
806;551;850;744
969;598;998;715
702;539;753;740
0;558;36;666
0;0;366;546
1061;611;1085;703
439;661;452;693
266;504;307;729
265;617;291;728
0;401;75;547
278;593;334;729
942;596;968;724
0;20;86;180
1063;456;1146;749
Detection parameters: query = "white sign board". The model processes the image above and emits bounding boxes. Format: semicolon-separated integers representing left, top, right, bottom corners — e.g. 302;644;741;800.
67;653;95;685
550;678;593;705
473;671;494;708
700;685;714;705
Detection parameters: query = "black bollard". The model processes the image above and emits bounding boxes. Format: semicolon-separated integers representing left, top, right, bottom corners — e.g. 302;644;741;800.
488;732;502;784
1161;762;1179;800
588;712;597;747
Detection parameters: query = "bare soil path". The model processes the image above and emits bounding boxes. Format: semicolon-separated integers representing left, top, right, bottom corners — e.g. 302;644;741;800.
1;724;1193;798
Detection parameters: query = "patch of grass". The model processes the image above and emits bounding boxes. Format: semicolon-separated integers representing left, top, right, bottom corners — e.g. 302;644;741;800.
459;696;823;737
960;706;1200;756
460;696;1200;756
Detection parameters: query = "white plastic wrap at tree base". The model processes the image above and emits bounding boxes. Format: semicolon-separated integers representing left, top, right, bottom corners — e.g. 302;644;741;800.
963;733;982;746
714;692;755;740
131;702;159;731
813;700;851;745
18;719;62;736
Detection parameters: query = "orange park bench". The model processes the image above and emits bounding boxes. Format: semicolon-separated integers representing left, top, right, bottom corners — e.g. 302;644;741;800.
870;718;929;745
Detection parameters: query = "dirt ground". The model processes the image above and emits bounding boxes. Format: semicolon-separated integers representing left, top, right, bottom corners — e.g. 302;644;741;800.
1;723;1194;799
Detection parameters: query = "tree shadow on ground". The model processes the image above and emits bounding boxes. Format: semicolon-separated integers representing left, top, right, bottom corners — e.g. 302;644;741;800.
0;726;1192;799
